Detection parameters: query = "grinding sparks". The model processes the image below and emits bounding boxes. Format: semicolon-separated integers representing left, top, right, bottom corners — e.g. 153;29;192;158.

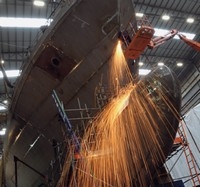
58;41;180;187
109;40;133;94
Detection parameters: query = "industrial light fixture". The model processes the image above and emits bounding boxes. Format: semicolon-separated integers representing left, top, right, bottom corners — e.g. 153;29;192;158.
33;0;45;7
0;17;52;28
0;128;6;135
154;28;195;40
3;100;8;104
0;70;20;78
138;62;144;66
186;18;194;23
158;62;164;66
162;15;170;20
177;62;183;67
136;13;144;17
139;69;151;75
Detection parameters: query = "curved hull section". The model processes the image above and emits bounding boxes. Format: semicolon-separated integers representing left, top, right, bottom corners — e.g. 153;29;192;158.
3;0;135;186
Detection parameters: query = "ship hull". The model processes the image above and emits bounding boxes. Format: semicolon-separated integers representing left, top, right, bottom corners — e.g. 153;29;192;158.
3;0;136;186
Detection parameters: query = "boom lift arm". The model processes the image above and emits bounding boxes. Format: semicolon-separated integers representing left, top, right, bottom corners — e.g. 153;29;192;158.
148;29;178;49
123;27;200;60
123;27;178;59
178;34;200;52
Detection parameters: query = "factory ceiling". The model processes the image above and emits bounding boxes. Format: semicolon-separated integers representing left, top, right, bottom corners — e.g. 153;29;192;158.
0;0;199;122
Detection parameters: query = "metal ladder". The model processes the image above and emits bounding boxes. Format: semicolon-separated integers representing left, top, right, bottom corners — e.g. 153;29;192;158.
177;121;200;186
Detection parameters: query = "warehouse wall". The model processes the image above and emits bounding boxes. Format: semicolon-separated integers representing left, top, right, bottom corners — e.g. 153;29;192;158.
166;103;200;187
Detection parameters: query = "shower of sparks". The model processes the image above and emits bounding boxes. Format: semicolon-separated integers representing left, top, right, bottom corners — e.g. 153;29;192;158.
58;40;180;187
108;40;133;94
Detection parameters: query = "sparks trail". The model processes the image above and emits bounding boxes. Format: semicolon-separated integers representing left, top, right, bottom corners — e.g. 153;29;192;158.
58;41;181;187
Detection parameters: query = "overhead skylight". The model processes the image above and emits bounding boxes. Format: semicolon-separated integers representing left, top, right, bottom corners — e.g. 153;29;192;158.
0;70;20;78
139;69;151;75
0;106;6;112
154;28;195;40
0;17;52;28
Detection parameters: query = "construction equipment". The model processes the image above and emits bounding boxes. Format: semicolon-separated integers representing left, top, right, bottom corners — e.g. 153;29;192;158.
178;34;200;52
124;26;154;59
148;29;178;49
121;23;200;59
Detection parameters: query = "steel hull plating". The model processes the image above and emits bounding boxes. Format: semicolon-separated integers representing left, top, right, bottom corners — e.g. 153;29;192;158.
2;0;136;186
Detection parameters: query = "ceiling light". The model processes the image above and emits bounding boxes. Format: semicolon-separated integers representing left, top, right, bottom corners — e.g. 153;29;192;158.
139;69;151;75
33;0;45;7
0;128;6;135
0;17;52;28
158;62;164;66
136;13;144;17
154;28;195;40
138;62;144;66
186;18;194;23
3;100;8;104
162;15;170;20
0;70;20;78
177;62;183;67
